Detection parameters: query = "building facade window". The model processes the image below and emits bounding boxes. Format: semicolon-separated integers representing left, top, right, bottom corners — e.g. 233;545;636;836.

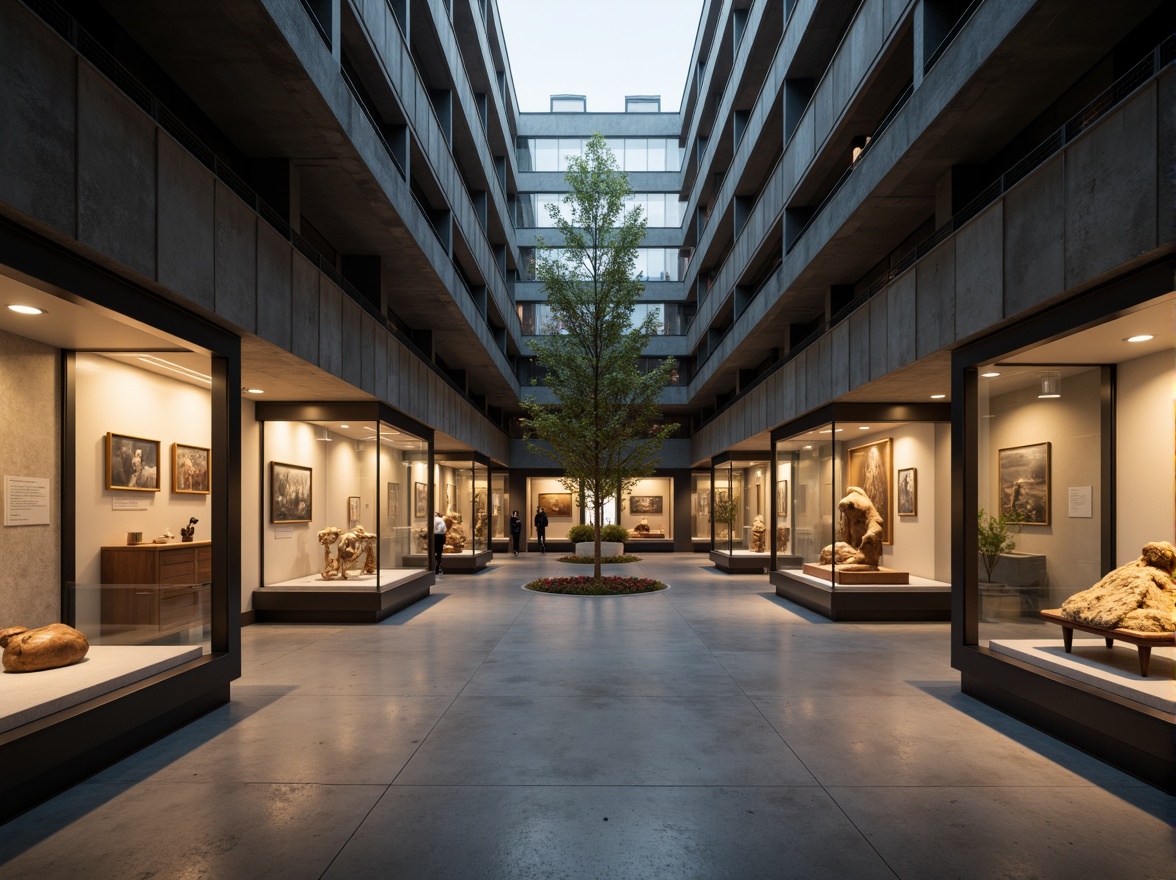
516;193;685;228
518;137;684;172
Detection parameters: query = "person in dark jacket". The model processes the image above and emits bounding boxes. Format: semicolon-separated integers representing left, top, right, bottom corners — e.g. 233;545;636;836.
432;511;447;574
534;507;549;554
509;510;522;556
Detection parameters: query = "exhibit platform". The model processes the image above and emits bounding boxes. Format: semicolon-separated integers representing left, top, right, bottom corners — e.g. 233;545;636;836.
403;549;493;573
989;638;1175;714
802;563;910;585
0;645;202;734
771;568;951;621
253;567;431;623
711;550;803;573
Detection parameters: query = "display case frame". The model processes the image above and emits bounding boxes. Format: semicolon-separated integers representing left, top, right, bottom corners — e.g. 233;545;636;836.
951;262;1175;792
252;402;434;621
708;452;771;573
767;403;951;619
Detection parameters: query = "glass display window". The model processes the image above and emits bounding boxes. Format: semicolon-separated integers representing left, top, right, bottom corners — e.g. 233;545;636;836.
434;456;491;556
71;351;216;652
953;286;1174;790
526;476;584;539
490;473;509;541
690;471;711;541
710;456;770;553
260;412;429;588
621;477;672;540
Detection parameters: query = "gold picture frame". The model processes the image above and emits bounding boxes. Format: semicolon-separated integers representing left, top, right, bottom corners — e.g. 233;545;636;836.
846;437;892;544
106;433;161;492
172;443;210;494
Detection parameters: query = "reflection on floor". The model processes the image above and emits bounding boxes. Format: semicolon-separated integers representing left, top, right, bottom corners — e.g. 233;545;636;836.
2;553;1172;878
0;645;201;733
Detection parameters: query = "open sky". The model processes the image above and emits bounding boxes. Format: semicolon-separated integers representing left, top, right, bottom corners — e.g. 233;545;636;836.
496;0;707;113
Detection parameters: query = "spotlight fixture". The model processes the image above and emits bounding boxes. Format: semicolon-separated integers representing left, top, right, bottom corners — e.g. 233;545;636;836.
7;304;44;315
314;426;333;441
1038;371;1061;399
1125;334;1153;343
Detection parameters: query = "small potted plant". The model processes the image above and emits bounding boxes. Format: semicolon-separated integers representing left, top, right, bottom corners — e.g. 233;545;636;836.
977;508;1024;582
711;493;740;542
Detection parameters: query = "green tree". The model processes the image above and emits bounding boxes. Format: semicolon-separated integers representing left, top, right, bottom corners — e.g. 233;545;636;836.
521;134;678;580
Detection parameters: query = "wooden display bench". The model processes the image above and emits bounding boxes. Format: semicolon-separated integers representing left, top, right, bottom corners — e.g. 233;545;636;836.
1039;609;1175;677
802;563;910;585
101;541;211;640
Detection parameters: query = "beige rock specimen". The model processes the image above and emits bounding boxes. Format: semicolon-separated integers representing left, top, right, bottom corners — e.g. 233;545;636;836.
0;623;90;672
819;486;884;569
1060;541;1176;633
750;515;767;552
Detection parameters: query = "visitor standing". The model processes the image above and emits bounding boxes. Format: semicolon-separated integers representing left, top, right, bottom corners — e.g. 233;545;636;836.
432;511;446;574
509;510;522;556
534;506;549;554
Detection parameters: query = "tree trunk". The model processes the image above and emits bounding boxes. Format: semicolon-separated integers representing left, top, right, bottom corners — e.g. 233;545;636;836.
593;499;602;581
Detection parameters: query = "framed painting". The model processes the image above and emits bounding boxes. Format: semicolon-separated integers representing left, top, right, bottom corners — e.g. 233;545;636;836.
172;443;210;494
538;492;572;517
387;483;400;520
847;437;893;544
106;433;161;492
698;490;710;518
348;495;361;523
776;480;788;519
897;468;917;516
271;462;312;523
446;483;456;512
414;482;427;518
630;495;663;514
998;442;1051;525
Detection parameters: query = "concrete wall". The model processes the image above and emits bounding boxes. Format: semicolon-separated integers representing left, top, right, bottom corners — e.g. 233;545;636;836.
692;74;1171;461
0;329;61;628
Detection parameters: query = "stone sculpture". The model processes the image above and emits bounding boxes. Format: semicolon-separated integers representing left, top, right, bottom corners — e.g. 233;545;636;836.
776;525;791;552
818;485;883;569
180;517;198;542
1060;541;1176;633
318;525;378;579
0;623;89;672
444;513;466;553
750;515;767;552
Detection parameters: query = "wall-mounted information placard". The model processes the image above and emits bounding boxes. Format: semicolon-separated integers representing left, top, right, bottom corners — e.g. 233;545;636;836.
4;475;50;526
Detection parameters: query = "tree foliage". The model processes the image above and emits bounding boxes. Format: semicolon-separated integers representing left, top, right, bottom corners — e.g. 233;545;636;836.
521;134;677;578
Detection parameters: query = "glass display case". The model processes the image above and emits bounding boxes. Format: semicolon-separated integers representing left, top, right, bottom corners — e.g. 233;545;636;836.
954;286;1174;790
690;471;711;544
709;454;770;572
621;477;673;541
434;455;492;563
490;472;509;545
768;404;951;619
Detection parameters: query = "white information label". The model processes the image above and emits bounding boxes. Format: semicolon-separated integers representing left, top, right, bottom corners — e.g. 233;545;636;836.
112;495;150;511
3;475;51;526
1068;486;1093;518
274;525;294;539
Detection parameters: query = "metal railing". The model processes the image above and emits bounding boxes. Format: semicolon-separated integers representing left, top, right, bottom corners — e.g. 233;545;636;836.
694;35;1174;432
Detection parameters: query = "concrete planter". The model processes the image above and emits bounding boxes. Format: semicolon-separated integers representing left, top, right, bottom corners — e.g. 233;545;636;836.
575;541;624;558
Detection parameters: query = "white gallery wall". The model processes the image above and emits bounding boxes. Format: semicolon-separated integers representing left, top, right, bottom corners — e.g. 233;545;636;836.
1115;349;1175;564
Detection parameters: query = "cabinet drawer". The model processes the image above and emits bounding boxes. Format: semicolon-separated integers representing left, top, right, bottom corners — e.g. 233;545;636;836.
159;551;197;584
159;586;210;631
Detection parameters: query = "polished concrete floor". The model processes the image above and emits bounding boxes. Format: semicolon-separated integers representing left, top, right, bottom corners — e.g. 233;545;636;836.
1;554;1172;878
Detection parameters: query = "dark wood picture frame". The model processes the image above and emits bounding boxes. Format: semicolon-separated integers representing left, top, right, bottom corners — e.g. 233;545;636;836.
629;495;663;514
106;432;161;492
998;441;1051;525
270;461;312;523
172;443;210;494
348;495;361;524
538;492;572;517
414;481;427;518
897;467;917;516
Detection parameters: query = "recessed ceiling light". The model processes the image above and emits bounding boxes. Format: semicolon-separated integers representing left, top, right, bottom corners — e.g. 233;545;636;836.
138;355;211;384
931;394;946;399
245;388;264;394
340;424;349;429
803;445;813;450
859;426;870;430
980;371;1001;378
7;304;44;315
1125;334;1153;343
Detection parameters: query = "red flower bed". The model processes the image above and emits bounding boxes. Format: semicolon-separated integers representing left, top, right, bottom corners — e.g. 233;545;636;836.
525;575;667;595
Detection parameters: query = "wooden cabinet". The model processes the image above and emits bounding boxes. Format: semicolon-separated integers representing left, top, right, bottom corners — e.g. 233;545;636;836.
101;541;212;637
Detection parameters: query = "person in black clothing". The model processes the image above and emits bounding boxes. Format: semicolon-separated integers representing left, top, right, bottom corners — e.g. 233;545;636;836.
509;510;522;556
534;507;549;554
432;511;447;574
